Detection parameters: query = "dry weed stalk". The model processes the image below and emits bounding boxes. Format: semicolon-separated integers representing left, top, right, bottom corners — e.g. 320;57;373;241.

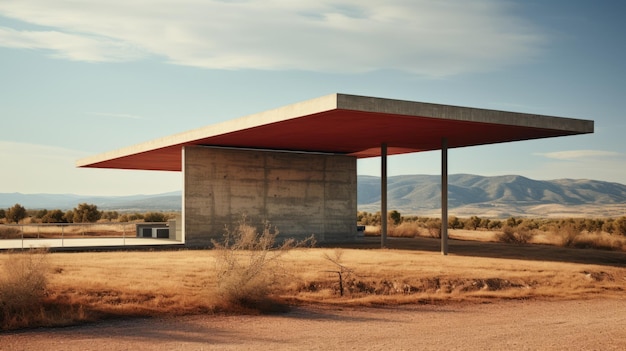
322;249;353;296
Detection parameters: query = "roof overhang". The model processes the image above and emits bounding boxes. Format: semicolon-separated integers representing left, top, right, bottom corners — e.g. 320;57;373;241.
77;93;594;172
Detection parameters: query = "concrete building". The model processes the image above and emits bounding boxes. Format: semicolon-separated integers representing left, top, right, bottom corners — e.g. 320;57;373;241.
77;93;594;251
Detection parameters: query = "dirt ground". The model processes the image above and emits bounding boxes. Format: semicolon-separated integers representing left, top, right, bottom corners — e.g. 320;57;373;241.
2;298;625;350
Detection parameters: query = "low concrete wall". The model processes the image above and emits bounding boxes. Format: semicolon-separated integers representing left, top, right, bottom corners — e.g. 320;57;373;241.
183;146;356;247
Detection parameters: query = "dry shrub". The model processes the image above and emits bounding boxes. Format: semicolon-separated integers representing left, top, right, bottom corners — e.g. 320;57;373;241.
0;226;22;239
557;223;580;247
296;276;530;299
495;226;535;244
425;219;442;238
570;232;626;251
0;248;49;330
363;225;380;236
550;223;625;251
388;222;421;238
366;222;435;238
212;219;314;312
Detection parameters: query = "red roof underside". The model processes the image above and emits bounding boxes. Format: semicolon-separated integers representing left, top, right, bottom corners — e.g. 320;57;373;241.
86;109;580;172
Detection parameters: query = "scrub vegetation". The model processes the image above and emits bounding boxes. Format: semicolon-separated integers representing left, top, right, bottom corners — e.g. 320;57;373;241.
1;233;625;330
0;249;49;330
0;202;177;226
358;211;626;251
1;212;625;330
211;218;314;312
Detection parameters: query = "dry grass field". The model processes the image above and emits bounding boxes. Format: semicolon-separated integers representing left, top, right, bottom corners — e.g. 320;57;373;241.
1;234;625;330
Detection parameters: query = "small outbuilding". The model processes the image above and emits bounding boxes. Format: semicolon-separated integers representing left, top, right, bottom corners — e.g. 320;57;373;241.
77;94;593;251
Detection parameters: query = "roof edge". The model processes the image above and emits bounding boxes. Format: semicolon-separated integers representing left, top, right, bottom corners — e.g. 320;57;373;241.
336;93;594;134
77;94;340;168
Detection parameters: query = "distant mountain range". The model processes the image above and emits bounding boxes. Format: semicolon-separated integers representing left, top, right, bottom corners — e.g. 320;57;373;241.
0;191;182;212
1;175;625;218
358;174;626;218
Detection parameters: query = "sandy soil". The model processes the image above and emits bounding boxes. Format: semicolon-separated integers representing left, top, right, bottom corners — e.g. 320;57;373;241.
2;298;625;350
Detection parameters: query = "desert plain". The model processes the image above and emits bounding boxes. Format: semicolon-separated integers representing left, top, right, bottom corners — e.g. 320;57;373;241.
1;234;625;350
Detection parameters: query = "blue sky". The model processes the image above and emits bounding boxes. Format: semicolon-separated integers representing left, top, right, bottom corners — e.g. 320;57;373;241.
0;0;624;196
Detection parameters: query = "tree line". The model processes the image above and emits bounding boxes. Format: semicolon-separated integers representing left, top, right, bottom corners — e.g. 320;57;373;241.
0;203;175;224
358;211;626;236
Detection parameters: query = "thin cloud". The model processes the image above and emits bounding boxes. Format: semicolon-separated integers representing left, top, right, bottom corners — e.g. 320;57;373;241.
0;27;146;62
536;150;621;160
0;0;546;77
89;112;144;120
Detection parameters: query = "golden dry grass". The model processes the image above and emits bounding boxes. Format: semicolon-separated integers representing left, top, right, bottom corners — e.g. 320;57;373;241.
2;240;624;330
366;223;626;252
284;247;626;304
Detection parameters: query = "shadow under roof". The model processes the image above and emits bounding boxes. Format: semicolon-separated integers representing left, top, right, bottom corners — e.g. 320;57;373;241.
77;93;594;172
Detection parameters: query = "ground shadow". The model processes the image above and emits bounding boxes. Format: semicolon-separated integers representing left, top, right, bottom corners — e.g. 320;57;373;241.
321;236;626;267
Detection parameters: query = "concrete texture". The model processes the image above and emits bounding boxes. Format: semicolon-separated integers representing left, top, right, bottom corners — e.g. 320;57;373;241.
183;146;356;247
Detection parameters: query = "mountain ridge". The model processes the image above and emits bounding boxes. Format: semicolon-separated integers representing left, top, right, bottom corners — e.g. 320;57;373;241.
0;191;182;211
1;175;625;217
357;174;626;217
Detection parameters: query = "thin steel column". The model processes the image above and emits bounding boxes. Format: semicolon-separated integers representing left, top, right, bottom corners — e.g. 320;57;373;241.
441;138;449;255
381;143;388;248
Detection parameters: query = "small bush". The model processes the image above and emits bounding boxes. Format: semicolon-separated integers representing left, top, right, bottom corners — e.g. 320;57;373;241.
495;226;535;244
615;217;626;236
557;223;580;247
388;222;421;238
0;226;22;239
143;212;169;222
0;248;49;330
212;218;314;312
570;232;625;251
425;219;442;238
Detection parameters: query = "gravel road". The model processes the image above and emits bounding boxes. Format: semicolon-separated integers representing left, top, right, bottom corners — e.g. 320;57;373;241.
2;299;625;350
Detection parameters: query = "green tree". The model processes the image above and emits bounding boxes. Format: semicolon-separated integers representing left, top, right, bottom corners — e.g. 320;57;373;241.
0;208;5;220
64;210;74;223
35;209;48;220
449;216;463;229
465;216;482;230
42;209;66;223
479;217;491;229
506;217;521;227
6;203;27;224
143;212;168;222
488;220;502;230
71;203;101;223
389;210;402;225
128;213;144;221
101;211;119;221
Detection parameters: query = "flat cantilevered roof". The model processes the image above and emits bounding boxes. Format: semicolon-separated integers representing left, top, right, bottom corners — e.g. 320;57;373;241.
77;93;594;171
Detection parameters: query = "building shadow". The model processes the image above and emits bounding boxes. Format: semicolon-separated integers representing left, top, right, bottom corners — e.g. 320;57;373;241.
321;236;626;267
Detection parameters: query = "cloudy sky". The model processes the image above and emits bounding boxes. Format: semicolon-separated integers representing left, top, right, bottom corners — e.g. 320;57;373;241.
1;0;624;196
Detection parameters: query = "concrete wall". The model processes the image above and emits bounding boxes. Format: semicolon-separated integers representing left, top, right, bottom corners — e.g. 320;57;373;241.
183;146;357;247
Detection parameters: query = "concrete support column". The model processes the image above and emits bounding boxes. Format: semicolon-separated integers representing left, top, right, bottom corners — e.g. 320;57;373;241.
441;138;449;255
381;143;388;248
